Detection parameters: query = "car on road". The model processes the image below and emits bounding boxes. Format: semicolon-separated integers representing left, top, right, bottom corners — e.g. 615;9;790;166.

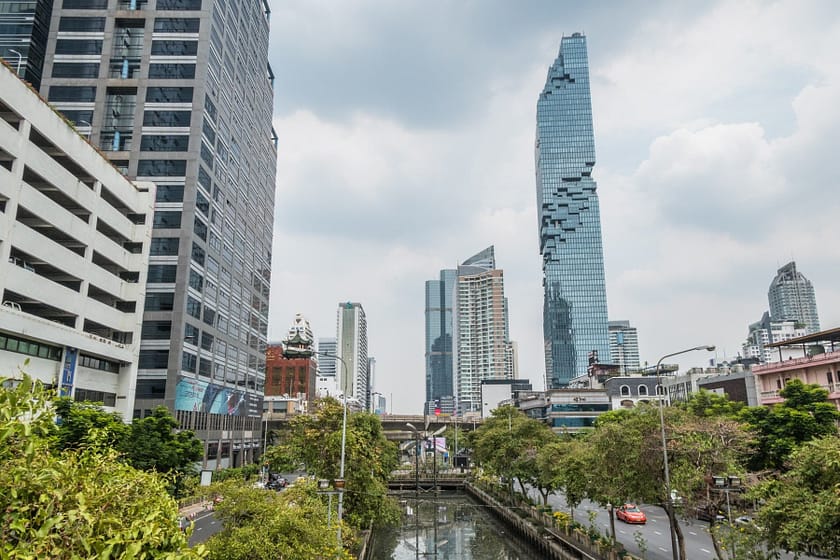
616;503;647;524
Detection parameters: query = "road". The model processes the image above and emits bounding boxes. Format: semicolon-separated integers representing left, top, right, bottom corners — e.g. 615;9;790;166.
188;510;222;546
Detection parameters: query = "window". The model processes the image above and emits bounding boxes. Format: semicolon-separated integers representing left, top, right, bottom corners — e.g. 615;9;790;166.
151;40;198;56
620;385;630;396
143;110;191;127
153;17;200;33
153;211;181;229
188;269;203;291
155;184;184;203
62;110;94;126
638;385;648;396
146;87;193;103
58;17;106;32
48;86;97;102
62;0;108;8
197;166;212;191
157;0;202;9
200;332;214;351
195;189;209;216
137;159;186;176
147;264;177;283
141;320;172;340
78;353;120;373
191;243;205;266
52;63;100;78
186;296;201;319
74;388;116;407
144;292;174;311
184;323;199;345
0;333;62;361
136;379;165;399
139;349;169;369
148;63;196;79
140;135;189;151
150;237;179;256
198;358;211;377
202;306;215;327
181;351;197;373
55;40;103;55
193;216;207;241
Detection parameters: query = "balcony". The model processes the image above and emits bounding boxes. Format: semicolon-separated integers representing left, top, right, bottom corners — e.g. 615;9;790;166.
752;349;840;375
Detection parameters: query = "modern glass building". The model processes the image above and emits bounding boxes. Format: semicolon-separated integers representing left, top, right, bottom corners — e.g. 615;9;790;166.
425;268;456;413
0;0;52;90
8;0;278;468
535;33;610;388
768;261;820;334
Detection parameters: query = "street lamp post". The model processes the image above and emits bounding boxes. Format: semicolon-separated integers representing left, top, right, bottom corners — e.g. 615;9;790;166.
283;343;349;553
8;49;22;75
655;345;715;560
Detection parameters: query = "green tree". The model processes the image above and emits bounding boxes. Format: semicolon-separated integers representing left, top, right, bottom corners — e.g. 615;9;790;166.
0;375;205;559
119;405;204;497
754;435;840;557
536;437;589;518
54;397;129;451
681;389;745;418
206;479;347;560
265;398;400;530
471;405;554;502
739;379;840;471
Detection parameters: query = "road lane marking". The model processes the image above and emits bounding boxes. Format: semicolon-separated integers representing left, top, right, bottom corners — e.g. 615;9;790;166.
701;549;711;554
689;531;697;535
653;531;662;535
659;547;668;552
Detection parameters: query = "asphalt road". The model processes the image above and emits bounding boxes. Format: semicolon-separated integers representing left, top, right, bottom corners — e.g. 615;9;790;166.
188;511;222;546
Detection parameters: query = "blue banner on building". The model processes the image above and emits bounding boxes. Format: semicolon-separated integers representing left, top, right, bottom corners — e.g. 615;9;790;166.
59;347;77;397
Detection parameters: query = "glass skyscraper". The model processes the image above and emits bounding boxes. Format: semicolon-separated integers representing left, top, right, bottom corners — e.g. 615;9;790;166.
425;268;456;411
2;0;278;468
535;33;610;388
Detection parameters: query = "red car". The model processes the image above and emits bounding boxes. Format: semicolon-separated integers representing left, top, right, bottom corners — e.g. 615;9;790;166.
616;503;647;524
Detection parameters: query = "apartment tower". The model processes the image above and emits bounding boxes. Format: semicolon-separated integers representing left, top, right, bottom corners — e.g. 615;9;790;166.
535;33;610;388
336;302;369;409
608;320;640;373
15;0;278;468
768;261;820;334
453;246;515;414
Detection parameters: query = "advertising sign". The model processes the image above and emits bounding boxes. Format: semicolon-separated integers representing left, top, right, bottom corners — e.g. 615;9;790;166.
59;347;77;398
175;376;250;416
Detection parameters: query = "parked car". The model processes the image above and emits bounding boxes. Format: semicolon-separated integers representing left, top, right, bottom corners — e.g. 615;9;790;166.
616;503;647;524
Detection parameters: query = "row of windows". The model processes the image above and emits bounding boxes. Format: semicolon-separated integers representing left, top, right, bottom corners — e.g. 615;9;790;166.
0;333;63;361
74;387;116;407
48;86;193;104
77;353;120;373
52;62;195;80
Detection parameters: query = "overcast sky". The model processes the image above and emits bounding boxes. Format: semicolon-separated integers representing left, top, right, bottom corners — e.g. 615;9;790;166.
265;0;840;414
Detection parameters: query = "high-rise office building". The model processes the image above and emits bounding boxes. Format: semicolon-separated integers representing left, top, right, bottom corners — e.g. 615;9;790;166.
10;0;278;468
768;262;820;333
318;337;337;376
336;302;368;408
0;0;52;90
535;33;610;388
608;320;640;373
453;246;515;414
425;268;456;413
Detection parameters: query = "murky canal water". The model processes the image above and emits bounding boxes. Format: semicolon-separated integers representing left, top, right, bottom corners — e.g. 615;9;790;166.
368;492;542;559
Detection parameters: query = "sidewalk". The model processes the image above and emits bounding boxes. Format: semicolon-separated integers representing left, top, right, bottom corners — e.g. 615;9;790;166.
179;499;212;521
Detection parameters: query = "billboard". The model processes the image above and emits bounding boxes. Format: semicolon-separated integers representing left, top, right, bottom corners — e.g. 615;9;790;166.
175;376;251;416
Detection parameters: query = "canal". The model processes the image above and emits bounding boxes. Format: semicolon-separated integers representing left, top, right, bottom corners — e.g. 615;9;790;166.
367;492;542;559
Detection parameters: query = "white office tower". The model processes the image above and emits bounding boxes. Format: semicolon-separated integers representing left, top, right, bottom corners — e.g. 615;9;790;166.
453;247;515;414
0;63;154;419
608;320;641;373
336;302;369;409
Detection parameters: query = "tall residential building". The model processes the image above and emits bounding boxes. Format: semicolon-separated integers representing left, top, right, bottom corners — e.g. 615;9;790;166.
742;312;807;364
535;33;610;389
0;0;52;90
12;1;278;468
608;320;640;373
336;302;368;407
0;62;154;419
425;268;456;413
768;262;820;333
453;246;516;414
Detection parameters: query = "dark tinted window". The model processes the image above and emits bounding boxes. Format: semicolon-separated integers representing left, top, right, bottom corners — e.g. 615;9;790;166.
193;216;207;241
197;166;212;191
189;269;203;291
141;320;172;340
143;110;191;127
155;184;184;203
52;63;100;78
145;86;193;103
144;292;174;311
151;40;198;56
147;264;177;283
140;135;189;151
138;349;169;369
148;63;195;79
153;18;199;33
58;17;106;32
48;86;97;102
150;237;180;255
55;39;103;55
137;159;186;176
157;0;202;9
184;323;199;345
153;211;182;228
181;352;196;373
191;243;205;266
62;110;94;126
195;190;209;216
62;0;108;8
136;379;166;398
186;296;201;319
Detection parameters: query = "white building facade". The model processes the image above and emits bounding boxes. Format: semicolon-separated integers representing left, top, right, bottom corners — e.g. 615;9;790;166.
336;302;369;408
0;63;154;419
